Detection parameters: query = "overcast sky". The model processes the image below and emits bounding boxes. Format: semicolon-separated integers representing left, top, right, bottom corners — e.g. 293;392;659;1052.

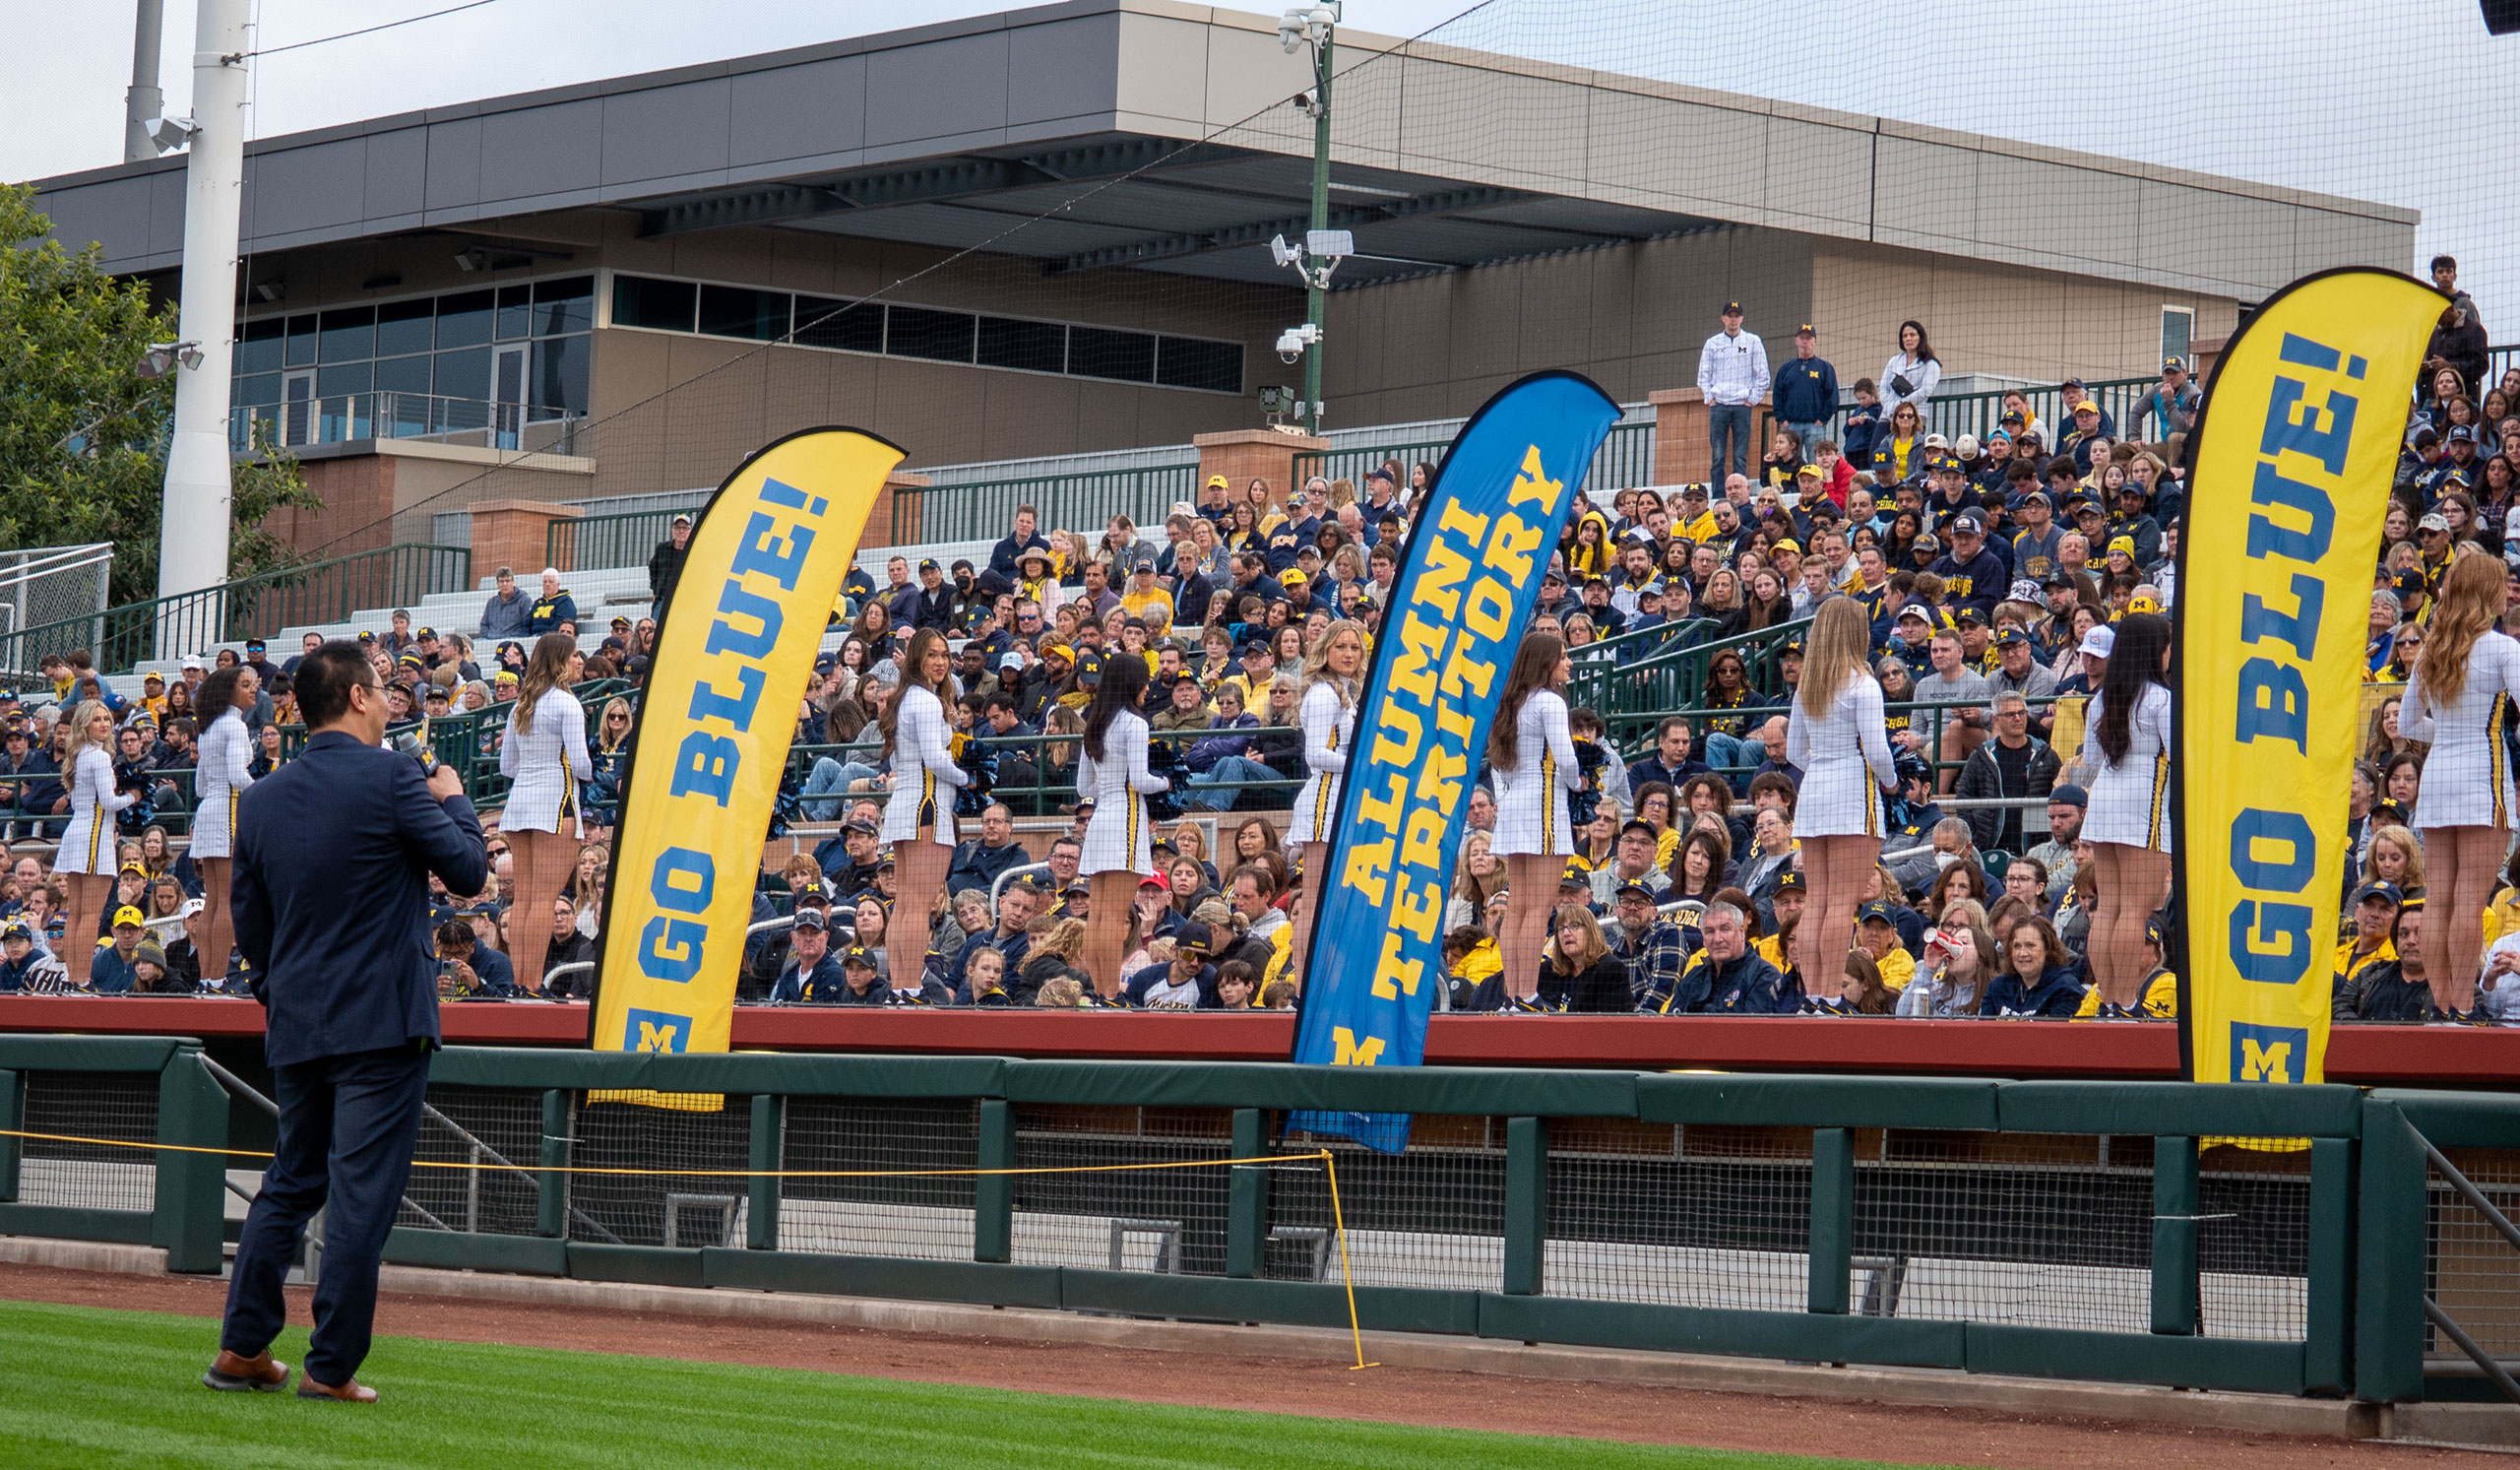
5;0;2511;336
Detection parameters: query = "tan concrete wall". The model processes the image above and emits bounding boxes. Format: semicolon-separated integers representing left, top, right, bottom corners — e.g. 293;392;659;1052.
1809;240;2241;385
1320;226;1816;426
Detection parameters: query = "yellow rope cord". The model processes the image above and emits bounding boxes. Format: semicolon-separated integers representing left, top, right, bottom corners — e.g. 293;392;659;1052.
1;1126;1376;1366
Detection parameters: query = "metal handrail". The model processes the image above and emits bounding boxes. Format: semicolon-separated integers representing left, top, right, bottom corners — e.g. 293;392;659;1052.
888;463;1202;546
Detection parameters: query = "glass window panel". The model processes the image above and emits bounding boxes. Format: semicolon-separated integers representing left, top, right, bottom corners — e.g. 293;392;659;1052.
434;346;491;402
533;276;596;336
372;353;433;396
1157;336;1242;394
791;296;883;353
232;372;281;407
317;306;375;363
435;289;494;348
530;336;590;418
236;318;285;375
1068;326;1154;383
375;298;434;357
976;316;1066;374
697;284;788;342
611;276;696;333
284;314;319;367
887;306;974;363
316;362;372;397
495;286;533;341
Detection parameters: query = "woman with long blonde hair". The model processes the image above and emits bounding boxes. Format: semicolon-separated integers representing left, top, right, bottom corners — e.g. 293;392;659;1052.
498;631;591;991
2399;551;2520;1016
879;628;969;988
1785;597;1899;982
56;699;134;989
1487;634;1583;1003
1286;617;1364;982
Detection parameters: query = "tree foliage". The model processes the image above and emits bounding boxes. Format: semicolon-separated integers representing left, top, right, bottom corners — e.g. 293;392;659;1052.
0;181;316;607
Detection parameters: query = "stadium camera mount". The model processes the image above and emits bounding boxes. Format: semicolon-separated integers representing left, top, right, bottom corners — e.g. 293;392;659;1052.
1278;3;1339;53
1275;323;1321;364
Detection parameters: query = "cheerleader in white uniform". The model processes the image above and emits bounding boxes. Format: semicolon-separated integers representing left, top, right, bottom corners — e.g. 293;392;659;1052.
1288;618;1365;984
1077;656;1168;987
498;632;592;992
55;699;134;991
190;665;260;988
2398;554;2520;1018
2077;611;2174;1011
880;629;968;982
1784;598;1900;979
1489;633;1584;1003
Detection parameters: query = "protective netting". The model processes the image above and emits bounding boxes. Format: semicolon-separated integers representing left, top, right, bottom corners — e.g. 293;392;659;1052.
1545;1120;1812;1311
2197;1146;2312;1343
14;1070;156;1214
2427;1146;2520;1365
775;1097;979;1262
403;1084;546;1238
1277;1115;1505;1293
1010;1105;1234;1276
568;1093;749;1249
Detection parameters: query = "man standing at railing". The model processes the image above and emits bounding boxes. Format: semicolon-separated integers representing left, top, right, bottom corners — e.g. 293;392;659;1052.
210;639;486;1404
1696;301;1769;481
647;513;692;606
1771;324;1839;460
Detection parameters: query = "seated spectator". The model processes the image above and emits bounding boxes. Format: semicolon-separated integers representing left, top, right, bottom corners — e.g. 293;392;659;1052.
964;946;1012;1006
1123;920;1216;1009
1219;864;1292;989
1897;900;1995;1016
946;803;1032;896
436;917;518;998
1804;947;1894;1015
1980;915;2083;1017
1853;902;1915;993
1016;917;1096;1004
1539;906;1634;1012
88;906;151;993
772;908;847;1003
1956;690;2060;852
1606;881;1687;1010
2332;883;2402;1020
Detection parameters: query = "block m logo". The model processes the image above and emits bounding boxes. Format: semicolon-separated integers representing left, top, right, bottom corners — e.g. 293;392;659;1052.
1331;1027;1385;1067
2229;1022;2307;1083
626;1008;692;1054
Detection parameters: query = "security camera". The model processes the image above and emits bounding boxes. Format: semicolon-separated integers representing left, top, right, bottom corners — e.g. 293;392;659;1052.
1275;324;1320;363
1292;88;1321;117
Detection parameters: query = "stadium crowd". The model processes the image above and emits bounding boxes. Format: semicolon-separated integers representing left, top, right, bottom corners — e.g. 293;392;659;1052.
3;267;2517;1024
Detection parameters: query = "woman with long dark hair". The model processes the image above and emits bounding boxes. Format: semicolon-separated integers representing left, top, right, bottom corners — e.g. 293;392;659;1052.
2077;610;2173;1012
498;632;592;991
1880;320;1941;417
1077;654;1169;988
1786;598;1899;983
190;663;259;987
879;629;969;985
1488;633;1583;1003
2399;552;2520;1017
1287;618;1364;982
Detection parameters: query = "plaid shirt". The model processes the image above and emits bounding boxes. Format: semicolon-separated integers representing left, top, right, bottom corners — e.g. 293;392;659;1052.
1610;919;1691;1011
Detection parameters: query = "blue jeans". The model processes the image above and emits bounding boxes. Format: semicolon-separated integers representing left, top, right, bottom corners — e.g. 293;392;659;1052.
1708;404;1753;479
1702;733;1754;794
803;756;880;820
1783;420;1827;459
1187;755;1278;811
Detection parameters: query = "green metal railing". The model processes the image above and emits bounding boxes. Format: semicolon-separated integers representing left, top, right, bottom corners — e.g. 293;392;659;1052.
20;1035;2489;1403
1567;612;1814;721
0;544;472;678
889;465;1202;547
1290;419;1656;498
547;511;696;576
1756;376;2161;470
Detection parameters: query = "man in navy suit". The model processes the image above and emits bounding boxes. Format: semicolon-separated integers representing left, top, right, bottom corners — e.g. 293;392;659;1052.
207;641;486;1403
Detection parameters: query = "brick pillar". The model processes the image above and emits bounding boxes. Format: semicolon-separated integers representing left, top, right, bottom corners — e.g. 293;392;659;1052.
1193;427;1330;505
472;500;584;580
1647;388;1712;487
861;471;932;550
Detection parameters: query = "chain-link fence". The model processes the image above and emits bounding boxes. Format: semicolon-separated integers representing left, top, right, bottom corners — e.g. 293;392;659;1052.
777;1096;980;1262
12;1069;156;1214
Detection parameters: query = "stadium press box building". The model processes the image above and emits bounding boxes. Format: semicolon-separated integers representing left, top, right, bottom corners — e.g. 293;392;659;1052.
29;0;2412;556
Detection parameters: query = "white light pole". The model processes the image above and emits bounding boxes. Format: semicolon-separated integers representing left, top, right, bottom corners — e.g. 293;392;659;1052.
158;0;251;606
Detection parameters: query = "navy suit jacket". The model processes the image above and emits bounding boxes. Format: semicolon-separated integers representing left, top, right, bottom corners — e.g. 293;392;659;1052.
234;730;488;1068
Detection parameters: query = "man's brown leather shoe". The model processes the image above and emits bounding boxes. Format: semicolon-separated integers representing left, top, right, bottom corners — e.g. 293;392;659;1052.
296;1375;378;1403
203;1349;291;1392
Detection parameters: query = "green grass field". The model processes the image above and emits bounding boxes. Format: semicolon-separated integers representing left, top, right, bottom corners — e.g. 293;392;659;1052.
0;1299;1936;1470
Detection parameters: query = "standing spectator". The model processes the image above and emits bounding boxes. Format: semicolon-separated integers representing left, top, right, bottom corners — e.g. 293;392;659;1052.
1879;320;1941;417
648;514;693;606
1955;690;2060;854
526;569;577;637
1771;324;1840;458
1696;300;1769;480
